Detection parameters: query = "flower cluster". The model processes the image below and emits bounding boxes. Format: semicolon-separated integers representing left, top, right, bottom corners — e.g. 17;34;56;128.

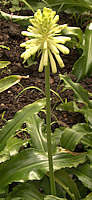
20;7;71;73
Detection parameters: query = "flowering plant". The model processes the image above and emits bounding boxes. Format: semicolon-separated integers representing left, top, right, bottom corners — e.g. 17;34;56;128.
20;7;71;196
1;6;92;200
20;7;71;73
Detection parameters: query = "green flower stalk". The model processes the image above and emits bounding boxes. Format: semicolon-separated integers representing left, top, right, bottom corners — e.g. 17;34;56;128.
20;7;71;196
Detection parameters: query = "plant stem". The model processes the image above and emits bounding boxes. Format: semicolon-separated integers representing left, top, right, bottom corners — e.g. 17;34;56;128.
45;64;56;196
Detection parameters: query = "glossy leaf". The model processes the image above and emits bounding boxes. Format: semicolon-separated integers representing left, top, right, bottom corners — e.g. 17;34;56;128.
5;137;28;156
55;169;80;200
0;136;28;163
0;98;46;152
53;151;86;169
72;23;92;81
72;163;92;190
0;10;32;21
26;115;47;152
44;195;67;200
81;108;92;124
6;182;44;200
60;123;91;151
52;127;64;152
0;10;32;27
0;75;23;93
0;151;9;164
87;150;92;166
59;74;92;107
0;148;86;193
82;134;92;147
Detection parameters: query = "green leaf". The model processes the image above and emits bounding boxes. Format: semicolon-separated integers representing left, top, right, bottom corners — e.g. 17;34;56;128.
20;0;34;12
0;136;28;163
44;195;67;200
5;137;28;156
0;151;9;165
82;134;92;147
58;74;92;124
26;115;47;152
55;169;80;200
40;176;50;195
27;115;64;153
87;150;92;166
21;0;46;11
20;0;46;13
0;10;32;27
72;23;92;81
0;98;46;152
0;148;49;193
59;74;92;107
81;108;92;124
0;149;86;193
83;192;92;200
0;199;5;200
52;127;64;151
0;61;11;69
53;151;86;169
60;123;91;151
56;101;79;112
72;163;92;190
0;75;23;93
6;182;44;200
47;0;92;11
62;26;83;47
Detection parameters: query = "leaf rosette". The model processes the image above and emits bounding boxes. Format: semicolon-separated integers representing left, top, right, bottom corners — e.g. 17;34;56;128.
20;7;71;73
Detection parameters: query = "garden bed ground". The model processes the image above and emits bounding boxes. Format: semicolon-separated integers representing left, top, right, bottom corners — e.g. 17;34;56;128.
0;9;92;130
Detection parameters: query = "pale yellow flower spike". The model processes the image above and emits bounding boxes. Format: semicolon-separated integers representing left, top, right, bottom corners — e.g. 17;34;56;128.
49;50;57;73
55;54;64;68
44;49;48;66
20;7;71;73
39;52;44;72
